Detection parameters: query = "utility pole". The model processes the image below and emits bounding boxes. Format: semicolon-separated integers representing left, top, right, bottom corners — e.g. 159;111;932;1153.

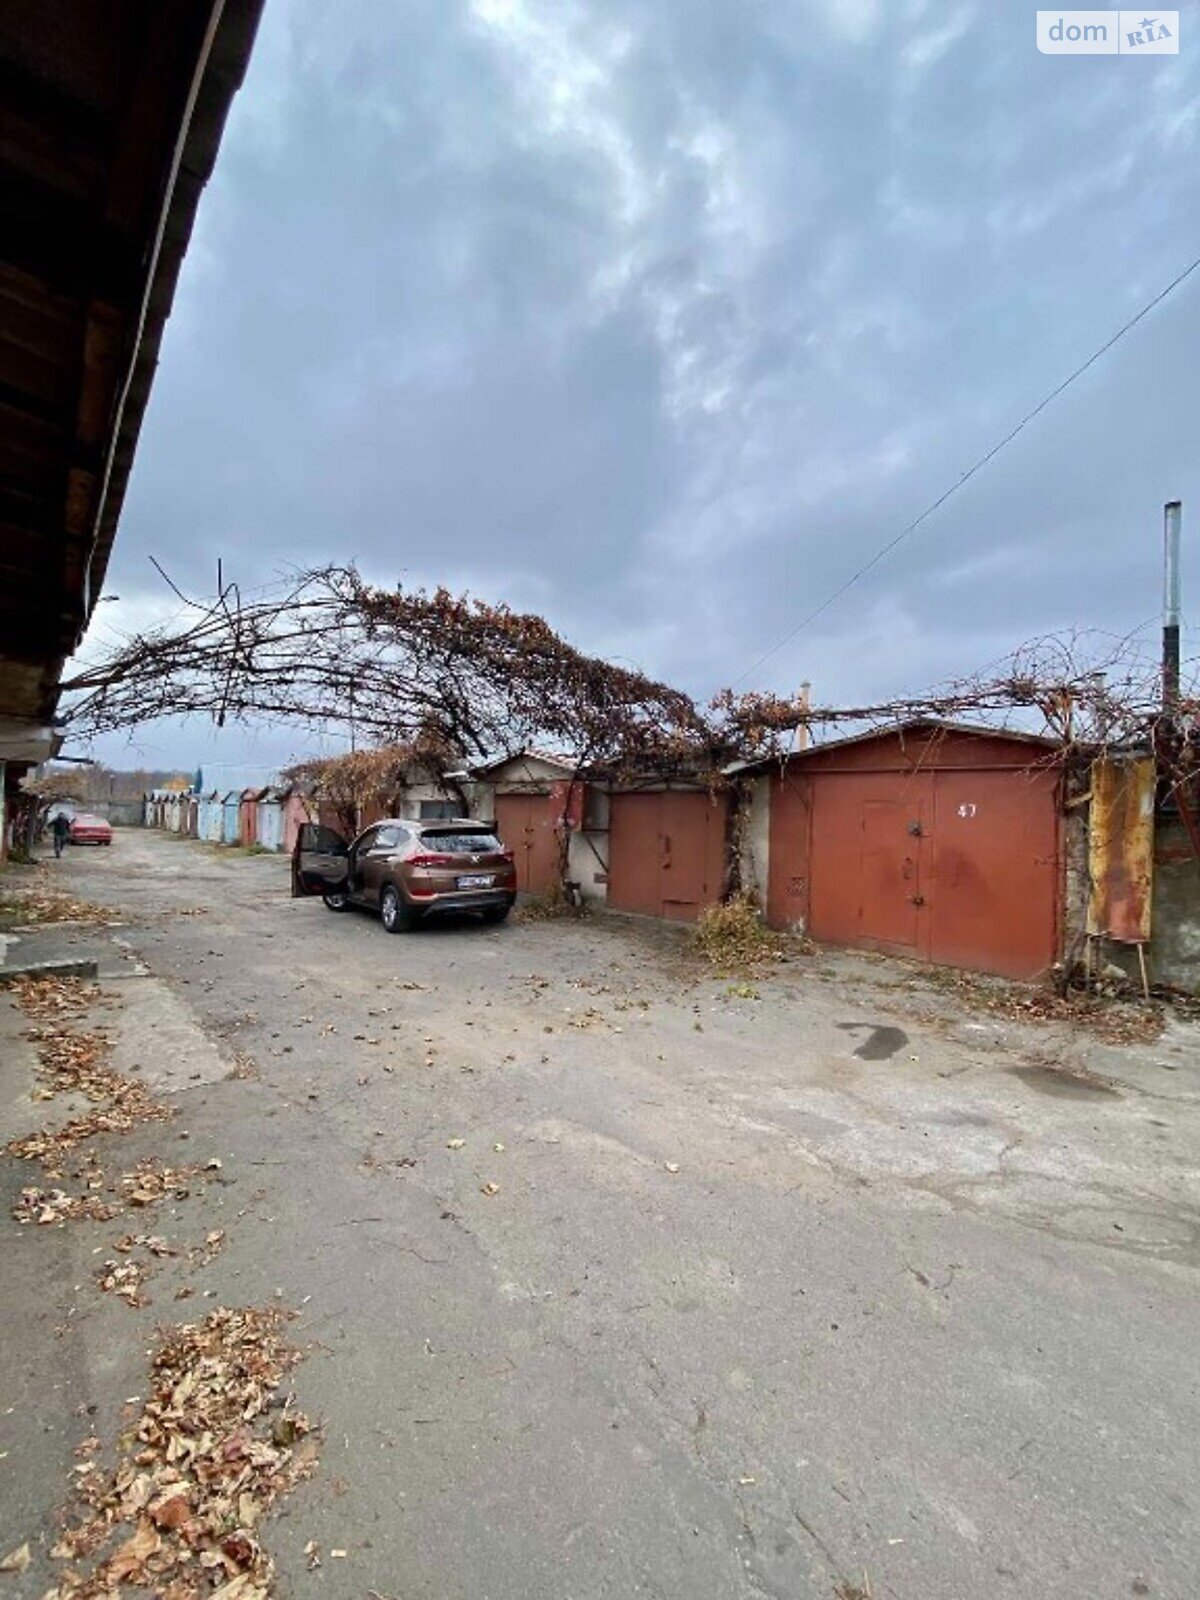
793;681;812;752
1163;500;1182;716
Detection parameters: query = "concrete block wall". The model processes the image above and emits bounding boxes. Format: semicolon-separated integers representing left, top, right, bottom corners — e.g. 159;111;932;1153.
736;776;771;907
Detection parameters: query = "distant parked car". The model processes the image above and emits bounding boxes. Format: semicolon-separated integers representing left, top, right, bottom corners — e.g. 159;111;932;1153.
292;819;518;932
69;813;113;845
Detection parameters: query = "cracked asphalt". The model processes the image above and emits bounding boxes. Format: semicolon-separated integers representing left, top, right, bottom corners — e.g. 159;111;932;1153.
2;829;1199;1599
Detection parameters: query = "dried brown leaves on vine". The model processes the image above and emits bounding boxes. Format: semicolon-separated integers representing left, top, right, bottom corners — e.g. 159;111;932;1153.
61;566;720;782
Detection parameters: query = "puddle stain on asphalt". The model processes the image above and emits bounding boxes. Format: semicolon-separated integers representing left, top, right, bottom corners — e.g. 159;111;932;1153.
836;1022;909;1061
1012;1065;1121;1100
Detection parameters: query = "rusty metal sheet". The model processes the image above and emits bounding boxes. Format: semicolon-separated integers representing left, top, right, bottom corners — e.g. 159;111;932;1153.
771;742;1063;980
608;791;727;921
929;767;1061;980
607;793;666;916
494;792;559;895
659;791;727;920
1087;757;1155;942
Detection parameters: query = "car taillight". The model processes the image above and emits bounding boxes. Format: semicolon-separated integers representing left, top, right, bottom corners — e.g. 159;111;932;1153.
409;853;454;867
501;850;514;862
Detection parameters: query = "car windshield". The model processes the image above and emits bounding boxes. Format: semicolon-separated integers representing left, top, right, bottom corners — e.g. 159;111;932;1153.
421;831;503;854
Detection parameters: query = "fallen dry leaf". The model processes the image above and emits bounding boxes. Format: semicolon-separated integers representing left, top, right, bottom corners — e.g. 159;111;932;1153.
0;1542;31;1573
148;1489;192;1530
189;1228;226;1266
107;1517;161;1580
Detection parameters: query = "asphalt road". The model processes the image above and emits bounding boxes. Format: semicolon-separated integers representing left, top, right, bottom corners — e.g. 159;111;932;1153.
3;829;1199;1600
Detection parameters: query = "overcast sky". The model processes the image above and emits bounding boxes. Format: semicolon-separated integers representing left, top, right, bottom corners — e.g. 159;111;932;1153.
82;0;1200;773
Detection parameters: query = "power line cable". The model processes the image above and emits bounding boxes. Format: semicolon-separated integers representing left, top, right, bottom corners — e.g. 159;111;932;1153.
727;248;1200;691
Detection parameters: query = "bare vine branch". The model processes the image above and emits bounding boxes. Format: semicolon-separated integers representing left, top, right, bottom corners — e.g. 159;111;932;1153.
62;566;723;778
62;569;1199;794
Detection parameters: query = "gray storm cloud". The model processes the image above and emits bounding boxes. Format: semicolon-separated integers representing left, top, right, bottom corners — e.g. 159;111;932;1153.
83;0;1200;768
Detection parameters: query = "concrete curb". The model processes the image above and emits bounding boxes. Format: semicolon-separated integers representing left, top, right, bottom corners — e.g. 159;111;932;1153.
0;958;99;983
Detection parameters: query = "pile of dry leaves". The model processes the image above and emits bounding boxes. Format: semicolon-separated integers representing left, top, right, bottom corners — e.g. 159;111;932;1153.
9;974;102;1021
514;883;586;923
691;894;795;975
14;1160;211;1230
46;1306;318;1599
929;969;1165;1046
6;977;172;1174
120;1159;206;1207
13;1187;118;1226
0;880;114;926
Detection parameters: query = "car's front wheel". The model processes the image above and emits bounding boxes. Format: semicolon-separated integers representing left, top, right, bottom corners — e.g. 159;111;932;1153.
380;883;416;933
322;888;350;912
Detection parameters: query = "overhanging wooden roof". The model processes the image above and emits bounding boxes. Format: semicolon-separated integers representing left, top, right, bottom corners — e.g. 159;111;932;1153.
0;0;263;761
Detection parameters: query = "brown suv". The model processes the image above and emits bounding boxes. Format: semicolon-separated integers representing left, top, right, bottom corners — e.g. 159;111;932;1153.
292;819;517;932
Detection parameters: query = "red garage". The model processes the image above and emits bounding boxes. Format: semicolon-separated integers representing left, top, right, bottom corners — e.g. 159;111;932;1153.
763;721;1064;981
473;751;578;897
493;791;560;895
607;788;728;923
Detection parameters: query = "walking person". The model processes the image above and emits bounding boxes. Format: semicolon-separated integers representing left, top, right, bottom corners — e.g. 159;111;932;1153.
50;811;71;859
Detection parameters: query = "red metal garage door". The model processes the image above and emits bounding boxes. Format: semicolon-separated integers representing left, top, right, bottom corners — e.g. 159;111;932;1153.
769;737;1061;980
607;793;661;915
928;767;1060;978
494;793;559;894
608;791;727;922
807;774;928;960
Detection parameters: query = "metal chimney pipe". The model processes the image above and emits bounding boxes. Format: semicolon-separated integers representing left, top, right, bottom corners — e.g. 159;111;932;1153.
1163;500;1182;713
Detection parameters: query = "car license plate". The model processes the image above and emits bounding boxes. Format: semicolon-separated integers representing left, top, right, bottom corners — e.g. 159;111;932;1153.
457;873;494;889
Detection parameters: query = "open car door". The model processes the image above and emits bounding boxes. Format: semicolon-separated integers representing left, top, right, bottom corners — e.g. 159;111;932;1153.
291;823;350;897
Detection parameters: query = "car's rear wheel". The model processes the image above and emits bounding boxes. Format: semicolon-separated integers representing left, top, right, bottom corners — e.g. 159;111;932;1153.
380;883;416;933
481;903;511;925
322;888;350;912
